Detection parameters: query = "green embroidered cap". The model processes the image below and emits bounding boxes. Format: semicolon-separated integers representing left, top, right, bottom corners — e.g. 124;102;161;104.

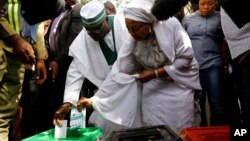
80;0;106;28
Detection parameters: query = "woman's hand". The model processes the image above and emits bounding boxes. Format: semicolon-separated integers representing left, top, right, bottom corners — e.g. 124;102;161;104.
136;70;155;83
53;102;72;126
77;97;93;112
136;67;167;83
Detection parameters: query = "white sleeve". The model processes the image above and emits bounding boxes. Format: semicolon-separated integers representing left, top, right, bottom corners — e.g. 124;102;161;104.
164;23;201;90
90;60;141;127
63;58;84;106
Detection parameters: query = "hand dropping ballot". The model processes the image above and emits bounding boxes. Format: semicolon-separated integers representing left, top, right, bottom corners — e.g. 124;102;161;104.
54;107;86;138
70;107;86;129
54;120;67;138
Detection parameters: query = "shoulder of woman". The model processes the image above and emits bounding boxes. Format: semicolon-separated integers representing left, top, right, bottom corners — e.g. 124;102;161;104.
161;17;180;24
113;14;127;31
159;17;183;31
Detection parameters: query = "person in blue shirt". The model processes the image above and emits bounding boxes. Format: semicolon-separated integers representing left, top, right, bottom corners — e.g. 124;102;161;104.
182;0;227;126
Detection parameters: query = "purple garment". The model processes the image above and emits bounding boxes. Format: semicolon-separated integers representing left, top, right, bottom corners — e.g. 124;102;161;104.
48;10;67;53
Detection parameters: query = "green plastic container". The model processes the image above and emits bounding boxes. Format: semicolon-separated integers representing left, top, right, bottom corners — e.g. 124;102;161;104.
22;127;103;141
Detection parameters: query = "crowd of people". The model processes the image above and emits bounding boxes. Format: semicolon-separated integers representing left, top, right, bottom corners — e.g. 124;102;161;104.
0;0;249;140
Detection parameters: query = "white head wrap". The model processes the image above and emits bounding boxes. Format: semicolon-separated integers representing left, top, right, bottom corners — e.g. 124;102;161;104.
123;0;176;62
123;0;157;23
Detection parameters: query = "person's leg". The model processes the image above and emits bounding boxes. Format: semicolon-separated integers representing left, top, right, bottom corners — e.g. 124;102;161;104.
233;57;250;129
0;119;10;141
205;66;227;125
0;52;25;141
20;69;41;138
8;106;22;141
36;72;54;133
80;79;97;127
223;64;241;127
198;69;208;126
242;70;250;129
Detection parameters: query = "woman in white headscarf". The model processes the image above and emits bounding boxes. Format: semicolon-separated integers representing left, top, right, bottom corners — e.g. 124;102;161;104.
77;0;201;134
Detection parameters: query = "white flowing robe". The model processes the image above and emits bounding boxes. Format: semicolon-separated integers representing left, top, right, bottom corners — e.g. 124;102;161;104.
63;14;128;105
91;17;201;132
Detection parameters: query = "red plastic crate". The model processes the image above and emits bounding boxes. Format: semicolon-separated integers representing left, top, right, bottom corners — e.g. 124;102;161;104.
181;126;230;141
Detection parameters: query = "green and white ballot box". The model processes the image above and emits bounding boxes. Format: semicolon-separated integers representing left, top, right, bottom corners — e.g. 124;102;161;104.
22;127;103;141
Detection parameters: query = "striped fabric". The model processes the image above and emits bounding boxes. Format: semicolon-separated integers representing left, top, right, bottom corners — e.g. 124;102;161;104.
81;9;106;28
80;0;106;28
221;7;250;59
7;0;20;34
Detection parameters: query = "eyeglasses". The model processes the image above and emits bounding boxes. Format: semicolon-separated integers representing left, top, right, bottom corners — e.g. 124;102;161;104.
86;21;105;34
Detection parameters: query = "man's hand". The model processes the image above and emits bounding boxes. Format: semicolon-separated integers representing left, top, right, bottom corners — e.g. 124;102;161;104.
49;61;59;82
8;34;36;64
77;97;93;112
35;59;47;85
53;102;72;126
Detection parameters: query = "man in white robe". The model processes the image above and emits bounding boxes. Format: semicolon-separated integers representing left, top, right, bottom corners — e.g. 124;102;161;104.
53;0;130;127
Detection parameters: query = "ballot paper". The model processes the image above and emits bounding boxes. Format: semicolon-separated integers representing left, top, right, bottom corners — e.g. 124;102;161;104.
54;120;67;138
70;107;86;129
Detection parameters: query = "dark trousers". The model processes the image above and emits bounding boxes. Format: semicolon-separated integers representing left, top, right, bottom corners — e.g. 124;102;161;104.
21;58;72;139
20;69;54;139
232;54;250;129
199;66;228;126
79;79;97;127
223;67;242;127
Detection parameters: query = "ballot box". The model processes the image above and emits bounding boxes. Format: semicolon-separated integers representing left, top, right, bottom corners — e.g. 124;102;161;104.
110;125;182;141
22;127;103;141
180;126;230;141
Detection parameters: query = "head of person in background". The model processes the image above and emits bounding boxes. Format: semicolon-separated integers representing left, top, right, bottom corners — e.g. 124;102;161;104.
80;1;110;41
190;0;199;12
104;1;116;15
198;0;217;17
151;0;189;20
65;0;77;10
